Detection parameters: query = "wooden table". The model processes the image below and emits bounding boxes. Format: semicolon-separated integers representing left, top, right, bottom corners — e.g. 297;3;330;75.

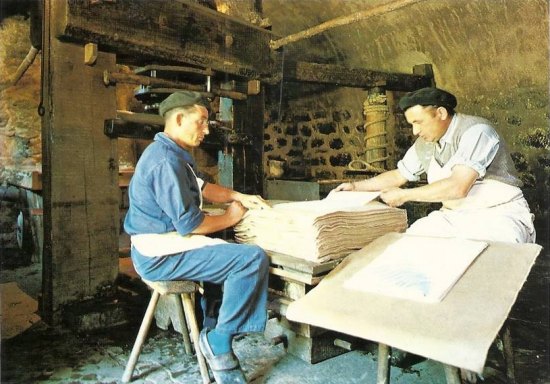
286;233;542;383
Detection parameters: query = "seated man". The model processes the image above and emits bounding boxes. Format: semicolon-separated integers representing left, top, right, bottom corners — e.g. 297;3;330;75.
335;87;535;243
124;91;270;383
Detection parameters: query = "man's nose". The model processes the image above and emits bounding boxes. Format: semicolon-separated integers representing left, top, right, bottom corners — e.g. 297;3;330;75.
412;124;420;136
203;123;209;135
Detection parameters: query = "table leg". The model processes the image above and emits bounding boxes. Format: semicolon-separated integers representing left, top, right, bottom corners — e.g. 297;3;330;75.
501;324;516;384
443;365;461;384
377;343;391;384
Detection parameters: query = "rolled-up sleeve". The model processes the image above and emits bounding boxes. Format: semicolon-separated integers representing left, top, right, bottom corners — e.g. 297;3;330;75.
397;145;425;182
446;124;500;178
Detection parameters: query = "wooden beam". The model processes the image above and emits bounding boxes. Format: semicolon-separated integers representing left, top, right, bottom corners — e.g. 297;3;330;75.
233;88;265;195
270;0;426;50
284;61;432;90
55;0;276;78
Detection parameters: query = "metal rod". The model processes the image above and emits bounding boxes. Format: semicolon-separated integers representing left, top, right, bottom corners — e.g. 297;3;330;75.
134;64;214;77
104;71;247;100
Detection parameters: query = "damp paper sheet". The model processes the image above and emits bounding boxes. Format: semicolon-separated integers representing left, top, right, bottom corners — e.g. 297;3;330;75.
343;236;488;302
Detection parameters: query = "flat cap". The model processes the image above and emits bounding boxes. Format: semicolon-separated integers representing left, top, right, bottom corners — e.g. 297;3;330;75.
158;91;208;117
398;87;457;112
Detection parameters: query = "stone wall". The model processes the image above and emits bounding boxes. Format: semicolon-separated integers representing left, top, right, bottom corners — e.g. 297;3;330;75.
0;16;41;253
0;16;41;173
264;85;412;182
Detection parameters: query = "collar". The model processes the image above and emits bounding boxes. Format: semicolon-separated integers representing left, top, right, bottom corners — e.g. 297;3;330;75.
437;114;459;148
154;132;196;168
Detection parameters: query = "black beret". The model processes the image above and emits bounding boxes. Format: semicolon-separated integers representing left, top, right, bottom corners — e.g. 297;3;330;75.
158;91;208;117
398;87;457;112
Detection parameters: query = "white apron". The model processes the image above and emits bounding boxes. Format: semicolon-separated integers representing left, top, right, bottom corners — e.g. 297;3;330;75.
407;158;536;243
131;165;227;257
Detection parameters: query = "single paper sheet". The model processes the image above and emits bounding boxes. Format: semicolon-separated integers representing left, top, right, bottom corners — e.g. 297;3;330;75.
344;236;488;302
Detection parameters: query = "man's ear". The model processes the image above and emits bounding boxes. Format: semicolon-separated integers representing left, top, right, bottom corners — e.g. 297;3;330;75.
437;106;449;121
176;112;183;126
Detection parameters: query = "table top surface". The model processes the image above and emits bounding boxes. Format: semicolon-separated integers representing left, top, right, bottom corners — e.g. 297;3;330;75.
286;233;542;373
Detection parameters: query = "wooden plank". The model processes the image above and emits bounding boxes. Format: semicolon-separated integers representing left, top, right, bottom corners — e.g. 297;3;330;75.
284;61;432;90
269;267;323;286
42;0;119;323
269;0;426;50
3;166;42;191
267;250;342;276
56;0;276;78
3;165;134;189
268;274;308;301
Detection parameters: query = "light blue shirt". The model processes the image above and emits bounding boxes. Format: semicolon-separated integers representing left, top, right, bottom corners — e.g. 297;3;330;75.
397;114;500;182
124;133;206;236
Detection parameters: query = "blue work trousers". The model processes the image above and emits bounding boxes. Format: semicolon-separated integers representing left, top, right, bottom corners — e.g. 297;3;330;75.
131;243;269;335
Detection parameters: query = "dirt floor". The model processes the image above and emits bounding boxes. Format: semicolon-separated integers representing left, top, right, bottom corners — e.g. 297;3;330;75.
1;248;549;384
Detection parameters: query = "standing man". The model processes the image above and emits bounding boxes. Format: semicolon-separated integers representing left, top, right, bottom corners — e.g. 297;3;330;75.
124;91;270;383
334;87;535;243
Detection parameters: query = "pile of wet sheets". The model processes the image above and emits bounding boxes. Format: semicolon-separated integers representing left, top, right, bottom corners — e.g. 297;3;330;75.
234;192;408;262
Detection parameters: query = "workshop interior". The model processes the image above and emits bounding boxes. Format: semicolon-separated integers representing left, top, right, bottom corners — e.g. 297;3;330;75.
0;1;548;383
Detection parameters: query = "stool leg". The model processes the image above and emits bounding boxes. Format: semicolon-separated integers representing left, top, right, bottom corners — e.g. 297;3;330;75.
122;290;160;383
172;294;193;355
182;293;211;384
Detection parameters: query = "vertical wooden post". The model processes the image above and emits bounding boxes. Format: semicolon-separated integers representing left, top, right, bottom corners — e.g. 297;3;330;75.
41;0;119;323
233;87;265;195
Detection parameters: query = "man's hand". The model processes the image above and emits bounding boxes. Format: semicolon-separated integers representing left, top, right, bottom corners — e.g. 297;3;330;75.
380;188;409;207
332;182;355;192
235;193;271;210
225;201;247;224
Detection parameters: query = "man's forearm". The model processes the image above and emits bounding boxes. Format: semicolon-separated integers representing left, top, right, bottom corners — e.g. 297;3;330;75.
202;183;235;203
354;169;408;191
191;211;240;234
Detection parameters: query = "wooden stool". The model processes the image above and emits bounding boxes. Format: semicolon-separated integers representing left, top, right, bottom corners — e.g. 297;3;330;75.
122;279;210;383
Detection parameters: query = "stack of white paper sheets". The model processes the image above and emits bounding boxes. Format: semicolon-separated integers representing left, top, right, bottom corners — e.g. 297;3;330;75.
234;191;408;262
